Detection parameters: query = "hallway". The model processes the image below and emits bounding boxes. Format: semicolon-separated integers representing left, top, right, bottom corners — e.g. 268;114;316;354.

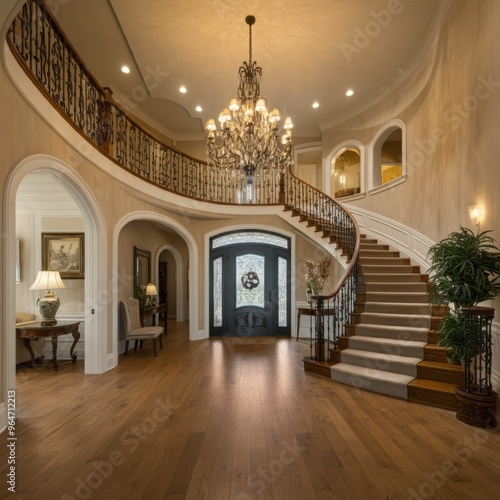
6;321;500;499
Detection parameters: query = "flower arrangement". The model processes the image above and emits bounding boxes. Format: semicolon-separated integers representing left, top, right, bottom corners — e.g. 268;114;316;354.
304;254;331;295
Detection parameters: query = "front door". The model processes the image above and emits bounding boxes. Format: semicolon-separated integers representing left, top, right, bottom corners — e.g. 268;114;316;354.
210;231;291;337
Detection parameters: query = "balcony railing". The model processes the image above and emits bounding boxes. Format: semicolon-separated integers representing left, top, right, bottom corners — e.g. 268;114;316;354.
7;0;360;351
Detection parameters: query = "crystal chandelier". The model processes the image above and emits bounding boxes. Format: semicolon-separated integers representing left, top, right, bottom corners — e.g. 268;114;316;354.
205;15;293;194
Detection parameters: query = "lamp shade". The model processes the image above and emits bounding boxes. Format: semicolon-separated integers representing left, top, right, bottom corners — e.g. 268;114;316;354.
30;270;66;291
30;271;65;325
145;283;158;296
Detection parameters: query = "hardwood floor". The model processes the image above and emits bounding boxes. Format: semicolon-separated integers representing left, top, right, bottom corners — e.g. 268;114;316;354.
4;321;500;499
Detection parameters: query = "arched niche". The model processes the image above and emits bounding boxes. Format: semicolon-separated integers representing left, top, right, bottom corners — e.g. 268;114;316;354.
331;147;361;198
294;143;322;189
371;122;405;188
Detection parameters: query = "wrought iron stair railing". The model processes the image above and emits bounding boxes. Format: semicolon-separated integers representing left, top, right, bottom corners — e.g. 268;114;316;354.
7;0;360;352
284;175;360;360
6;0;284;205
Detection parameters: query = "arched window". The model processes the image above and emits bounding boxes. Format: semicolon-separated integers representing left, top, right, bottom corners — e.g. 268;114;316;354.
371;123;405;188
331;147;361;198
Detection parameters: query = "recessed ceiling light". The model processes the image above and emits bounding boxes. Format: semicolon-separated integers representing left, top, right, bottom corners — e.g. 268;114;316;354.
312;102;319;109
121;65;130;74
195;105;203;112
346;89;354;97
179;86;187;94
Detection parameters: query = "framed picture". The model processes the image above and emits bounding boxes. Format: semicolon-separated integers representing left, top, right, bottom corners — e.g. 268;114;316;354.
42;233;85;279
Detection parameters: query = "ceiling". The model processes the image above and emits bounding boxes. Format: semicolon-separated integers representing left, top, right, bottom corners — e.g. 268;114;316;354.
52;0;450;142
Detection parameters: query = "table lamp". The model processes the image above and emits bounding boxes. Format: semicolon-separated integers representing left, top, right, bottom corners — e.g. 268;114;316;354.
145;283;158;306
29;270;66;325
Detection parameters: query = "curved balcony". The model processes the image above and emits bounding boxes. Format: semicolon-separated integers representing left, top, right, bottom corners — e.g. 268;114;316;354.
6;0;360;356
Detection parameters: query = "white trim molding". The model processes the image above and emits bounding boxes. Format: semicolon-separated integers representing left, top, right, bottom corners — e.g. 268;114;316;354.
344;204;434;270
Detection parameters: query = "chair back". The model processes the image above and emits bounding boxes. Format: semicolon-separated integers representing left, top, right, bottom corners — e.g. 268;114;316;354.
120;298;142;334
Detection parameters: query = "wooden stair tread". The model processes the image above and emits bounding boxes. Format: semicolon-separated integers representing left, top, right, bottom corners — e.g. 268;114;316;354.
417;360;463;372
408;378;457;393
303;356;334;378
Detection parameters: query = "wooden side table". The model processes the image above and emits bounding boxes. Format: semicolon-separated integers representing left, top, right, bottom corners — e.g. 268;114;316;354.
16;321;80;371
140;303;167;334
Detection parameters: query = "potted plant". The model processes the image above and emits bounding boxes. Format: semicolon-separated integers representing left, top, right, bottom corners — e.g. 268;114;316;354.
133;286;148;307
427;227;500;309
304;254;331;296
427;226;500;427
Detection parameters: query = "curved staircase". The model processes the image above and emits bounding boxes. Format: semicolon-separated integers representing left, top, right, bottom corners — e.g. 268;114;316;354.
296;231;462;410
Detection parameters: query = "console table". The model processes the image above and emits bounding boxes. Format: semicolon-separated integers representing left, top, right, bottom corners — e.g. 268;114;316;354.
296;305;336;340
16;321;80;371
140;303;167;334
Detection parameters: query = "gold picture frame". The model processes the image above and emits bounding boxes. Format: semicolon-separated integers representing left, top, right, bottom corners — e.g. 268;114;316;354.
42;233;85;279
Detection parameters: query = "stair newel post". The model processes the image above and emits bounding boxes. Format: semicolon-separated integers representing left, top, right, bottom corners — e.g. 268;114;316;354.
456;306;497;428
313;295;326;361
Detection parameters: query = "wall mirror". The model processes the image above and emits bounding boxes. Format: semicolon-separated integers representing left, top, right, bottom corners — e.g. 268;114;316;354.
134;246;151;291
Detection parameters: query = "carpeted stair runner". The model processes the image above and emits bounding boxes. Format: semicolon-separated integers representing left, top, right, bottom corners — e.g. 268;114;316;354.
331;238;432;400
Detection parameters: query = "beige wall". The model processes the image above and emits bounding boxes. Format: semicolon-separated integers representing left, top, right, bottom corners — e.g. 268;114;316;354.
321;0;500;319
322;0;499;244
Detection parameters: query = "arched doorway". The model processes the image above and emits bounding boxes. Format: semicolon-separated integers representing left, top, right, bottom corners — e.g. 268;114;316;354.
112;212;199;353
4;154;108;396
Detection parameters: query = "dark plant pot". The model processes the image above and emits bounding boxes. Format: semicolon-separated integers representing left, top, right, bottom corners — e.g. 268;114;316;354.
455;386;498;428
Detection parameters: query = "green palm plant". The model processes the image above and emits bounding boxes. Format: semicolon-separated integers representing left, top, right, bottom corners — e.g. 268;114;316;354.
427;227;500;361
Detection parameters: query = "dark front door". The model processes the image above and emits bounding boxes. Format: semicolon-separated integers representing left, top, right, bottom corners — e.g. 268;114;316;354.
210;232;290;337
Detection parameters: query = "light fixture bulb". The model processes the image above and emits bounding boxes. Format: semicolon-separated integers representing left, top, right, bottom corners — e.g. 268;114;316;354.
283;117;293;130
205;119;216;131
255;98;267;112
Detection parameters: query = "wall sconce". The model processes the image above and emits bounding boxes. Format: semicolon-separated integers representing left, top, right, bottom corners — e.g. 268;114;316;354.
469;204;485;227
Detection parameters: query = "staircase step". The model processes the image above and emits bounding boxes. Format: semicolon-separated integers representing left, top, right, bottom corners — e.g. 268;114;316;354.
340;349;421;376
359;312;431;329
427;330;441;345
407;379;458;410
303;357;334;378
362;273;425;283
359;250;401;257
360;265;419;274
331;364;414;399
354;323;429;342
424;344;449;363
416;360;464;385
360;257;411;266
362;302;434;315
349;336;425;357
360;282;429;293
364;292;429;303
360;243;390;250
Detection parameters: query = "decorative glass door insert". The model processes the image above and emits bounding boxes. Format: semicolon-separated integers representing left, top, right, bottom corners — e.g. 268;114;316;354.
210;231;290;337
